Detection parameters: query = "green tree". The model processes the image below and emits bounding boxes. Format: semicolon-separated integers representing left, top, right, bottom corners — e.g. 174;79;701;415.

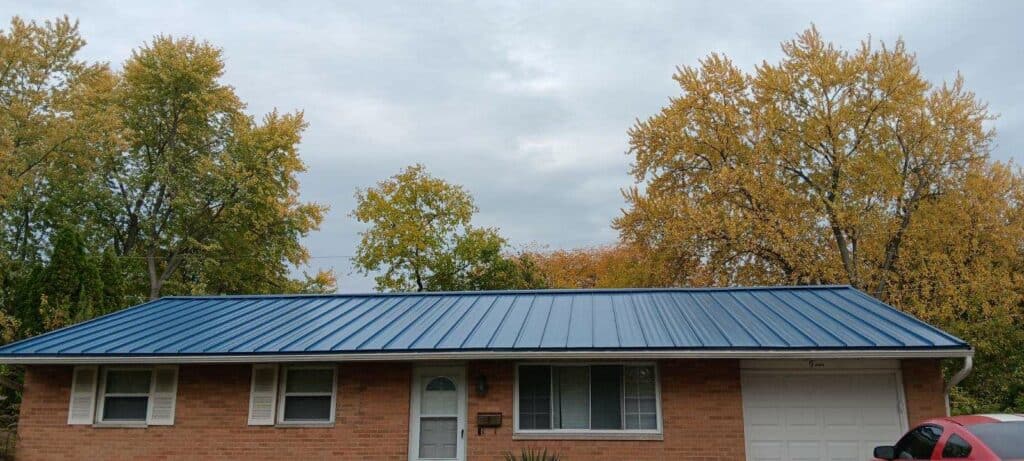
88;36;331;299
618;27;1021;412
0;16;118;266
353;164;543;291
0;16;117;208
11;226;118;335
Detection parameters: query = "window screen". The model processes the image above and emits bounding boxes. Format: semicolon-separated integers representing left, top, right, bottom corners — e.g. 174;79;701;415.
281;367;334;422
517;366;551;430
517;364;658;432
102;369;151;422
552;367;588;429
590;366;623;430
624;365;657;430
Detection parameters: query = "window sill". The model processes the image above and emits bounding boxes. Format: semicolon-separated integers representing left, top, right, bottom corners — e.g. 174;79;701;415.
92;422;148;429
273;421;335;428
513;431;663;441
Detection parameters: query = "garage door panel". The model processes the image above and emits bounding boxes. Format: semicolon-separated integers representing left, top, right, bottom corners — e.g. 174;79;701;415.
785;407;818;427
742;370;906;461
862;406;902;427
747;406;782;426
822;407;857;428
824;441;859;461
748;442;783;461
787;441;821;461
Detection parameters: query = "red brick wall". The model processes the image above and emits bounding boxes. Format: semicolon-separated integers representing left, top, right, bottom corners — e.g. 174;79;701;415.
16;359;949;460
18;363;412;461
467;359;747;460
902;359;947;425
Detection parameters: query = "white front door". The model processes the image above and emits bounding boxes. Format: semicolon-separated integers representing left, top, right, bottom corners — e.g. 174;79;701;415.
409;366;466;461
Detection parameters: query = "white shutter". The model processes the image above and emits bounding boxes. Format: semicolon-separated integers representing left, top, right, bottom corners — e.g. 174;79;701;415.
248;364;278;425
147;365;178;425
67;365;98;425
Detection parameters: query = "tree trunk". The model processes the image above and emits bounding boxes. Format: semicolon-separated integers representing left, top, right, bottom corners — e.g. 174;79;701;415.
146;249;162;300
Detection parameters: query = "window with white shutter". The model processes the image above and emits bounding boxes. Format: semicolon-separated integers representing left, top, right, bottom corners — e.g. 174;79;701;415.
67;366;98;425
91;366;179;426
248;364;279;425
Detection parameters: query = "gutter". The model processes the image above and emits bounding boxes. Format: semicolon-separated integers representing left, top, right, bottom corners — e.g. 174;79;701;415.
0;347;974;365
944;355;973;416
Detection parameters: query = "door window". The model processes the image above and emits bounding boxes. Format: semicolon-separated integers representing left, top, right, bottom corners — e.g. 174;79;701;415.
419;376;458;459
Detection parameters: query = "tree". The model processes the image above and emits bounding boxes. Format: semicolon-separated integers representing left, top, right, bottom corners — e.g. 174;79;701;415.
620;27;992;291
89;36;331;299
528;245;671;289
10;226;120;335
618;26;1021;412
353;164;543;291
0;16;118;263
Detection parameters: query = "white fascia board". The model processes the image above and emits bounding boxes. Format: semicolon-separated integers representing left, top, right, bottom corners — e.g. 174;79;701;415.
0;348;973;365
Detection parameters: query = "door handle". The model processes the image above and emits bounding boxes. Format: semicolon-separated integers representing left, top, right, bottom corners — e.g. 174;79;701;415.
461;428;464;439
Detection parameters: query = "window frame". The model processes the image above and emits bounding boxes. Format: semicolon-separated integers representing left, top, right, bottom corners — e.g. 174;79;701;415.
275;364;337;425
512;362;663;439
95;366;154;426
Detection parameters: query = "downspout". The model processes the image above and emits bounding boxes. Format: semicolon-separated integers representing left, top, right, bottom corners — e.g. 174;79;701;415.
944;355;973;416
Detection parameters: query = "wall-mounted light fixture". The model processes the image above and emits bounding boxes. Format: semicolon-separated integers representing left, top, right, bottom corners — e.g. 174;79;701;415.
475;374;488;397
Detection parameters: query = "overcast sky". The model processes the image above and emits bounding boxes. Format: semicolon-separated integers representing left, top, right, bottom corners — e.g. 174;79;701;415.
6;1;1023;292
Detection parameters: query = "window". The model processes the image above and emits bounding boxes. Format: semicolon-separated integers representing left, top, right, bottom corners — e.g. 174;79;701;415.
99;369;151;422
515;364;660;434
894;424;943;459
277;366;336;423
941;433;971;458
969;421;1024;459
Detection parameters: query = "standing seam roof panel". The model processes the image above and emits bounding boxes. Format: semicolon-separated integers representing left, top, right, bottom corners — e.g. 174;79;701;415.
0;286;970;357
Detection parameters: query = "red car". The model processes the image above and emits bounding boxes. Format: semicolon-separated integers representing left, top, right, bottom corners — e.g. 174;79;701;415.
873;414;1024;460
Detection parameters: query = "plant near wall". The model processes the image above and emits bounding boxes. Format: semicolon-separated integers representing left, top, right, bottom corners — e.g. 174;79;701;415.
502;448;561;461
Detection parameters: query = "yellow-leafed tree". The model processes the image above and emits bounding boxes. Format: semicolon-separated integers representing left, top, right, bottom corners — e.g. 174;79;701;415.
617;27;1023;412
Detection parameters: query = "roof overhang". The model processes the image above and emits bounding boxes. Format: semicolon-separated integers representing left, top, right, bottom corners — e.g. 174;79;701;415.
0;347;973;365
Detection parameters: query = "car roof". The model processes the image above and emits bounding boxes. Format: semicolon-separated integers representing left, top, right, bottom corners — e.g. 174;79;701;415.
939;414;1024;426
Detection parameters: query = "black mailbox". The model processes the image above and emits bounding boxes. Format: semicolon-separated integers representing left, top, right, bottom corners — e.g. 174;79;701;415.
476;412;502;429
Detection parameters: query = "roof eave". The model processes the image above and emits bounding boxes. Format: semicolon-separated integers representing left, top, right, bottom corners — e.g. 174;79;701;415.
0;347;973;365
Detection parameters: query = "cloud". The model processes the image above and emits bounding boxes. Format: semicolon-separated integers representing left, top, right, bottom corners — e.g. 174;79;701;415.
9;0;1023;292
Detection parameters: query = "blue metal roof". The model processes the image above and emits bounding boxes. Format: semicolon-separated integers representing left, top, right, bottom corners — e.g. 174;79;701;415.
0;286;969;359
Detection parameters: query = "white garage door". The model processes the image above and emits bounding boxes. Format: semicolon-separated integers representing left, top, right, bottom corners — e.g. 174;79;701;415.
741;368;907;461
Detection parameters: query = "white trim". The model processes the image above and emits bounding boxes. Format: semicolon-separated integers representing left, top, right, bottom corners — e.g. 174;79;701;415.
408;365;467;461
739;359;901;369
0;348;973;365
512;362;663;439
275;364;337;425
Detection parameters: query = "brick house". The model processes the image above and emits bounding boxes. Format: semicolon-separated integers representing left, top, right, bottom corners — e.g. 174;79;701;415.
0;286;971;460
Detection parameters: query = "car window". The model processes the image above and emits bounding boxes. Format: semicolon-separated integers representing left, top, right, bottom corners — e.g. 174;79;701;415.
969;421;1024;459
894;425;943;459
941;433;971;458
